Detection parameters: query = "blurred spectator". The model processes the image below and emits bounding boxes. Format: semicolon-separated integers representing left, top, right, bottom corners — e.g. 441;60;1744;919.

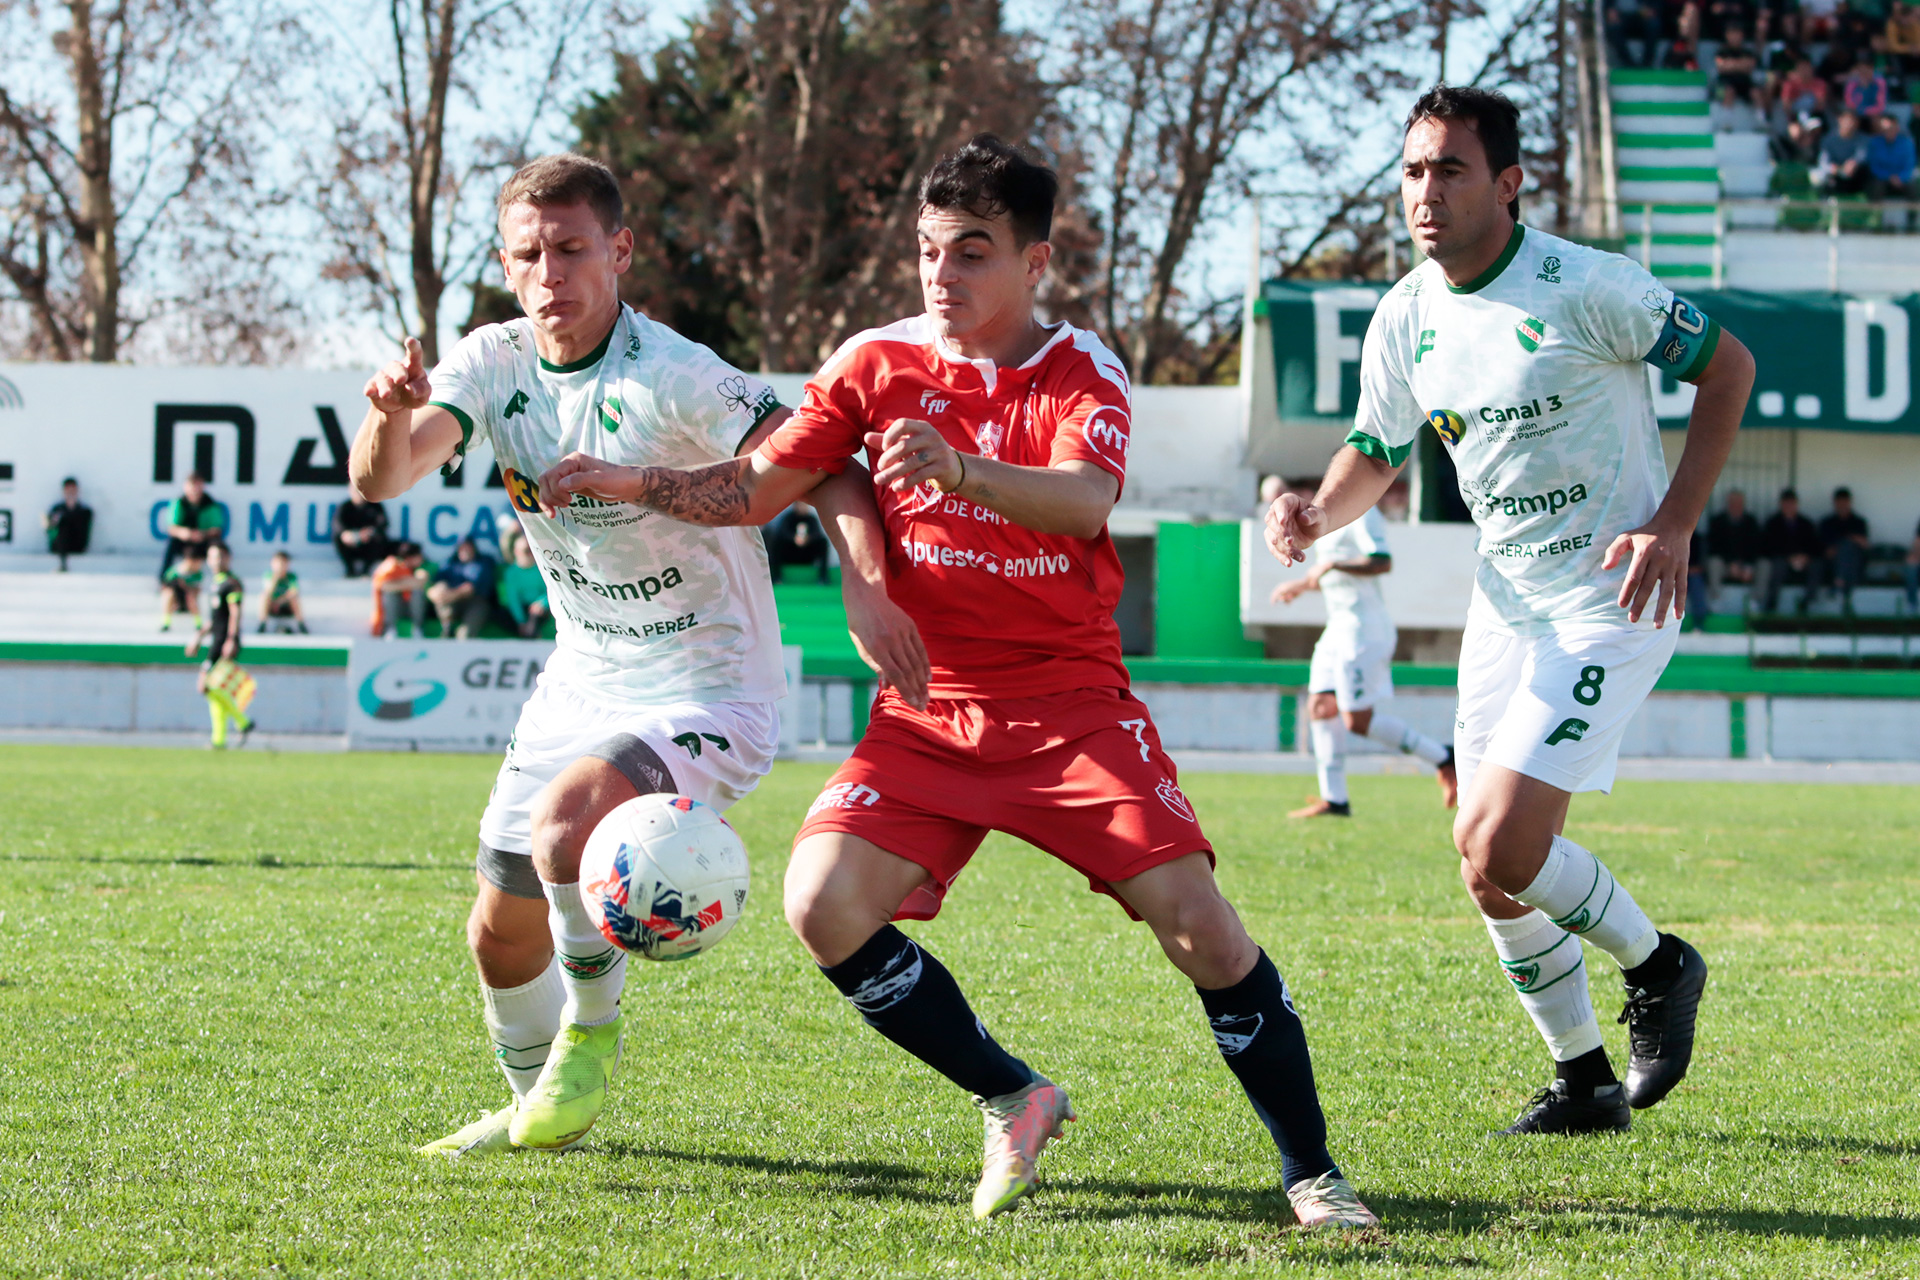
1890;1;1920;76
1779;57;1829;114
1703;0;1747;40
1819;486;1871;601
372;542;430;638
1816;40;1858;88
498;536;552;639
160;543;205;632
1607;0;1660;64
258;550;307;634
1759;487;1825;611
1750;82;1790;139
160;472;223;579
1712;80;1762;129
429;537;497;639
1819;110;1872;192
1868;110;1917;195
1662;31;1703;68
1903;517;1919;610
332;495;393;578
1708;489;1763;597
1658;0;1697;40
1800;0;1840;42
42;477;92;572
1844;55;1891;117
765;502;831;584
1783;110;1826;163
1686;527;1711;626
1715;25;1761;91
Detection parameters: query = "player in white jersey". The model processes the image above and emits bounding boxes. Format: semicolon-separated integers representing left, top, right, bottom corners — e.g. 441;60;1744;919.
1270;502;1457;818
349;155;883;1157
1267;88;1753;1136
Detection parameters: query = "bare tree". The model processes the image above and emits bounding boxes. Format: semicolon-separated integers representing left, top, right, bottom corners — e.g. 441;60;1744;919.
308;0;594;364
0;0;285;361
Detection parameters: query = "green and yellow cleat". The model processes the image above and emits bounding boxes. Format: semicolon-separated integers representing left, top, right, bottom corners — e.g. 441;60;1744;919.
971;1076;1075;1220
416;1103;517;1158
508;1016;623;1150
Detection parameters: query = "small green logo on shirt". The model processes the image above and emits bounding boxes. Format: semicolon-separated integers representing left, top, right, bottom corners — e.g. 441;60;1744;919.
1515;316;1547;352
598;396;623;433
1414;329;1436;363
1427;408;1466;444
1537;256;1562;283
503;390;529;418
1544;717;1590;745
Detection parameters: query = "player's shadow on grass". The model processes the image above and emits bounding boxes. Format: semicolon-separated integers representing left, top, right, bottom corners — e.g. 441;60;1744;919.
596;1142;948;1206
1366;1193;1919;1243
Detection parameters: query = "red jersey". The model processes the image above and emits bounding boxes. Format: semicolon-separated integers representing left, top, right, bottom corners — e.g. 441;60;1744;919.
759;315;1133;699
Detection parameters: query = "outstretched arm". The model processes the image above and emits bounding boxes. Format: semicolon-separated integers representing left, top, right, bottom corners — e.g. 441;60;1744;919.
865;420;1118;540
535;448;824;527
1264;446;1399;565
350;337;465;500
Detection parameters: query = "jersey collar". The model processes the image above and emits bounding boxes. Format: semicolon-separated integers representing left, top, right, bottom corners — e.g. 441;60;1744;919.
932;321;1071;395
1444;222;1525;295
537;310;620;373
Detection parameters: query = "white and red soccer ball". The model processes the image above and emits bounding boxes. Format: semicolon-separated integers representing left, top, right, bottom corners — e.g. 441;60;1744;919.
578;793;750;961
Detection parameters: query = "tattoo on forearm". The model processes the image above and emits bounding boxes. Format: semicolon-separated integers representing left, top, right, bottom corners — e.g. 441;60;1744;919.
632;458;752;526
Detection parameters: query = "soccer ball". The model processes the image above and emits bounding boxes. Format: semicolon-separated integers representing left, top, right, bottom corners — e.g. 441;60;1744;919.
578;793;750;961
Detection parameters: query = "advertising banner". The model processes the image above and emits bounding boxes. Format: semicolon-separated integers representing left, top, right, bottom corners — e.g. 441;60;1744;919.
1260;281;1920;434
347;638;555;752
0;364;509;557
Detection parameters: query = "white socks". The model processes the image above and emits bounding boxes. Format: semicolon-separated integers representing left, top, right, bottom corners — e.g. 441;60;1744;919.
1482;910;1604;1060
1510;835;1659;970
542;879;627;1027
1310;717;1348;803
1364;711;1452;766
481;956;566;1097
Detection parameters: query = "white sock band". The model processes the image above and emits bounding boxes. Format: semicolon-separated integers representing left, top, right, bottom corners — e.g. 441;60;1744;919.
1310;717;1348;804
481;956;566;1097
1483;909;1604;1061
543;880;627;1027
1511;835;1659;970
1364;711;1451;766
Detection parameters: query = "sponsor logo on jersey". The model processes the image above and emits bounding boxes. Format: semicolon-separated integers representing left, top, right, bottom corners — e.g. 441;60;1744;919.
502;389;529;419
1156;778;1195;822
1414;329;1436;363
1428;408;1467;444
1478;482;1589;518
501;466;540;513
1544;717;1590;745
1487;533;1594;559
1641;288;1669;322
671;731;732;759
975;418;1004;458
1536;255;1561;283
919;389;952;415
1477;394;1564;425
1082;407;1130;470
547;561;687;602
1515;316;1547;352
625;335;642;360
809;781;882;815
597;396;623;433
898;537;1072;579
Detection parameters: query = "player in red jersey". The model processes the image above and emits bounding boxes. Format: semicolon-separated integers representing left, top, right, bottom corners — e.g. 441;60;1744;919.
534;137;1375;1229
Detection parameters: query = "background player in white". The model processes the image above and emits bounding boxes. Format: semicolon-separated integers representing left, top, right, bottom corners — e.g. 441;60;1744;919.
350;155;891;1157
1270;498;1457;818
1267;87;1754;1135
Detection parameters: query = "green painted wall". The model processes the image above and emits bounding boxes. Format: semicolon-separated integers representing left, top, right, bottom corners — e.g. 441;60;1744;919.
1152;521;1263;659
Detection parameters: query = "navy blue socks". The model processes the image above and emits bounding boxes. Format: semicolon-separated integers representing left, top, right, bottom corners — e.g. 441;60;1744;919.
820;925;1033;1100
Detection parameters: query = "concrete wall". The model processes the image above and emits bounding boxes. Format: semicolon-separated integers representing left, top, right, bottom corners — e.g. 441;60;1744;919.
0;662;346;733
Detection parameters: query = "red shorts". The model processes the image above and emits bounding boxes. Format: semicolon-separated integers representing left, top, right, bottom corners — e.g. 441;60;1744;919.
795;685;1213;921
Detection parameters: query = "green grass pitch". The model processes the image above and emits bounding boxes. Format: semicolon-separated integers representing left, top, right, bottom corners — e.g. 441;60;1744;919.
1;744;1915;1278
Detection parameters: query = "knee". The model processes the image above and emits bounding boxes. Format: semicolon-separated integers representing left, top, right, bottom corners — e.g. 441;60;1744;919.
1452;801;1502;872
781;861;842;955
1153;888;1255;984
529;791;589;883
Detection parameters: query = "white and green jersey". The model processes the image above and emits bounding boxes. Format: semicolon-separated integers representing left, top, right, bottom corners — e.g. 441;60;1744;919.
429;304;786;705
1314;505;1395;651
1350;225;1720;634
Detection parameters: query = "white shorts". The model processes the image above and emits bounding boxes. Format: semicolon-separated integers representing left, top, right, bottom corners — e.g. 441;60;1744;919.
1308;633;1394;712
477;676;778;864
1454;618;1678;799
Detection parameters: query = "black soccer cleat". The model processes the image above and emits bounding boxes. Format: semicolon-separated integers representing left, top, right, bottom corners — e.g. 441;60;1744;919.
1494;1079;1631;1135
1619;934;1708;1109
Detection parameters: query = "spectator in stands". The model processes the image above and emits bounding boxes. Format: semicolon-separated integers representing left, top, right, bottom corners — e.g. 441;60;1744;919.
160;543;205;632
1716;24;1762;91
160;472;223;579
428;536;497;639
1759;487;1825;612
498;534;551;639
1819;486;1872;602
1816;40;1859;91
1662;30;1703;68
1606;0;1660;65
1868;109;1918;196
331;494;392;578
1819;110;1873;192
258;549;307;634
1708;489;1763;600
42;477;92;572
1801;0;1841;42
1844;54;1891;118
1783;110;1827;164
372;541;430;637
764;501;832;584
1780;56;1829;114
1903;517;1920;611
1750;81;1790;141
1686;526;1712;626
1713;79;1763;129
1890;0;1920;77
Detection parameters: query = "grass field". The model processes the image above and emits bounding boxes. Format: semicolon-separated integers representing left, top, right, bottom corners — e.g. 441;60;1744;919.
1;745;1916;1278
